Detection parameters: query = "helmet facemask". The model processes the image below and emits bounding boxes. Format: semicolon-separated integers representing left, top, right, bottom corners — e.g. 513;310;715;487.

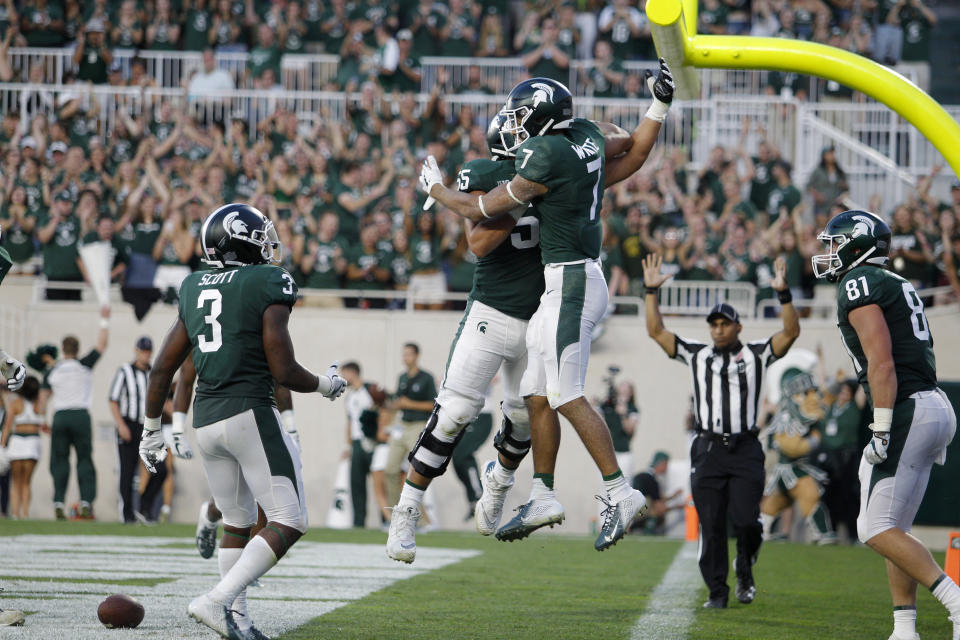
251;220;283;264
499;106;537;154
811;231;848;281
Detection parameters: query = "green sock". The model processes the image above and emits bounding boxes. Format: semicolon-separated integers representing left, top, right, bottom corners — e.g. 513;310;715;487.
533;473;554;489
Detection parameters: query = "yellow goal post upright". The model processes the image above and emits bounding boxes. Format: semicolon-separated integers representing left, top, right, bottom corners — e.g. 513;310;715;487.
645;0;960;178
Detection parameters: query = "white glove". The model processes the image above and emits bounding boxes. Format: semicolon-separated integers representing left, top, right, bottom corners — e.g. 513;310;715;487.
0;352;26;392
0;447;9;475
863;430;890;465
317;361;346;401
419;155;443;202
139;418;168;473
170;411;194;459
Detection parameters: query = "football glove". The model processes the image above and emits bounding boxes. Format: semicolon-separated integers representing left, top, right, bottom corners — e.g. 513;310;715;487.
170;411;194;459
139;419;168;473
419;155;443;202
318;361;346;401
863;430;890;465
0;352;26;392
644;57;675;105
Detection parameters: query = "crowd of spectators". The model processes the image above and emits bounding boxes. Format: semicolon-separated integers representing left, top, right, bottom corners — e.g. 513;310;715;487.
0;0;939;95
0;0;954;317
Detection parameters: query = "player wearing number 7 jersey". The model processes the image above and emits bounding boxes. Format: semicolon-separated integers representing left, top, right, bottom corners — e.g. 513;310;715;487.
139;203;346;640
421;61;676;551
813;209;960;640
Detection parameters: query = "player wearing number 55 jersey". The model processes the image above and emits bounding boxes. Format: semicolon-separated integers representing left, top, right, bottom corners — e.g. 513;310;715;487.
139;203;346;640
814;210;960;640
386;117;545;563
421;61;676;551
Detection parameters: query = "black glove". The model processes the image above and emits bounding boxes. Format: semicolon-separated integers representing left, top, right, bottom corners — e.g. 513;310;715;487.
644;57;676;104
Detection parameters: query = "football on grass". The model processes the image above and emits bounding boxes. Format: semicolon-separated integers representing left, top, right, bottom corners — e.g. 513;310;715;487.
97;594;144;629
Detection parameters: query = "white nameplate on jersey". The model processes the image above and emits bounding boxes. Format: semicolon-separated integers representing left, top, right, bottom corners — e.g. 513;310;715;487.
198;270;238;287
570;137;600;160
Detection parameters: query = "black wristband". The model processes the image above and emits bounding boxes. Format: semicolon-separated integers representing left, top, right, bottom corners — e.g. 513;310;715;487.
645;286;659;296
777;289;793;304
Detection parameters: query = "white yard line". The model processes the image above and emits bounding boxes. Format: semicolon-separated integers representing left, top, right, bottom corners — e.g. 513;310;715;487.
629;541;702;640
0;535;478;640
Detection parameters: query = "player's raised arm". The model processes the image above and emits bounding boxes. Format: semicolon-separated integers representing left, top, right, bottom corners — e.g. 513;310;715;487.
605;59;675;187
594;121;633;158
643;254;678;357
767;257;801;357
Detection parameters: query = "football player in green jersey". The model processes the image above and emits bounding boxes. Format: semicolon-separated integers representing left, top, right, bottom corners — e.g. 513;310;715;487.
420;60;675;551
760;368;836;545
0;227;26;392
814;210;960;640
139;203;346;640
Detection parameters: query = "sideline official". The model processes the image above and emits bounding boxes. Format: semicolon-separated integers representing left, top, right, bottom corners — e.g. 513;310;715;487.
108;336;153;524
643;254;800;608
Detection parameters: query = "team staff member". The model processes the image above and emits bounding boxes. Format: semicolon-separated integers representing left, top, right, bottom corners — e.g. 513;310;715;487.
813;210;960;640
383;343;436;508
644;254;799;609
38;306;111;520
108;336;153;524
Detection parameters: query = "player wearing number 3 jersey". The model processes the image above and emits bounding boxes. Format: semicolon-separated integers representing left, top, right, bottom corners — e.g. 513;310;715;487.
140;203;346;639
814;209;960;640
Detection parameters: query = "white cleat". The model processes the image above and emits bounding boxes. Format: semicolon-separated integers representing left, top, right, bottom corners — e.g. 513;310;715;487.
495;496;565;542
196;501;219;559
386;505;421;564
188;593;243;640
887;633;920;640
595;489;647;551
475;460;514;536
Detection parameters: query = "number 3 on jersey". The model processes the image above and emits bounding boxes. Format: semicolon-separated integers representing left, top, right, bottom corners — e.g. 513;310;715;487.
510;216;540;249
197;290;222;353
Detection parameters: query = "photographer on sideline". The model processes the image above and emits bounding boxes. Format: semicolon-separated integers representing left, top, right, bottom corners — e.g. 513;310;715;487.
596;367;639;479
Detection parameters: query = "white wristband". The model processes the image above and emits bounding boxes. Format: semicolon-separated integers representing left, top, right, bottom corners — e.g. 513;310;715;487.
873;408;893;432
478;195;491;219
644;98;670;123
506;183;527;206
280;409;297;433
316;375;332;395
172;411;187;435
99;319;110;329
144;415;161;432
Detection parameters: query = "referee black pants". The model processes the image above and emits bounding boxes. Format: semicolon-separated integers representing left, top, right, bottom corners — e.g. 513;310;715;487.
690;433;764;602
118;418;143;523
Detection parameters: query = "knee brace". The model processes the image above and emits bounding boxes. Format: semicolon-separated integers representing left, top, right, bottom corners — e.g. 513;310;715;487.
493;403;532;463
408;404;468;479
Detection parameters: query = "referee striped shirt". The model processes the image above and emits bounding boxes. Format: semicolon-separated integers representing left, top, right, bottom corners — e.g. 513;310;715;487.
109;363;150;423
673;337;779;435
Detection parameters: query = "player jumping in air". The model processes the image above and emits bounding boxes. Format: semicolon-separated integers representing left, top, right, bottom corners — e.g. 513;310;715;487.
813;209;960;640
139;203;346;640
414;60;675;552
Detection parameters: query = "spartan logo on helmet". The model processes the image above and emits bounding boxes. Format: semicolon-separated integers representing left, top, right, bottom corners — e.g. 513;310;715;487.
531;82;555;108
812;209;891;281
223;211;249;236
850;215;875;238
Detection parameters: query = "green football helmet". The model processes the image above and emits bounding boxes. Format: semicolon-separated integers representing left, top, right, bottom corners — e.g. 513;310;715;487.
812;209;891;282
498;77;574;154
486;112;514;159
779;367;824;428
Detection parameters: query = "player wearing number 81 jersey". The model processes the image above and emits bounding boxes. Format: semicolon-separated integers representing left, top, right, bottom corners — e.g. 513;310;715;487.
140;203;346;639
814;209;960;640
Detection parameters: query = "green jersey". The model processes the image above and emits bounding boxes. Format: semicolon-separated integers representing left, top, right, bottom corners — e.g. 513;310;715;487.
396;369;437;422
178;264;298;427
836;266;937;406
515;119;606;264
457;158;543;320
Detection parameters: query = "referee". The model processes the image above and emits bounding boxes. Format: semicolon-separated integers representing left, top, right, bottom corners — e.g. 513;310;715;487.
108;336;152;524
643;254;799;608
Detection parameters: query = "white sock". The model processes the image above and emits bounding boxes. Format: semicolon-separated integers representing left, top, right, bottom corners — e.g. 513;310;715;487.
761;513;776;537
530;477;555;501
492;460;515;485
218;548;247;629
892;606;917;638
397;481;425;510
932;574;960;618
207;536;277;606
604;472;632;504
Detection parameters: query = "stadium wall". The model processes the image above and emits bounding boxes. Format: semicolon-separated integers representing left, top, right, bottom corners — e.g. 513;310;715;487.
5;282;959;534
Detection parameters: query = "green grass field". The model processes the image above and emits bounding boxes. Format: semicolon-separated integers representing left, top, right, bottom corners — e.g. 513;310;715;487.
0;520;951;640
